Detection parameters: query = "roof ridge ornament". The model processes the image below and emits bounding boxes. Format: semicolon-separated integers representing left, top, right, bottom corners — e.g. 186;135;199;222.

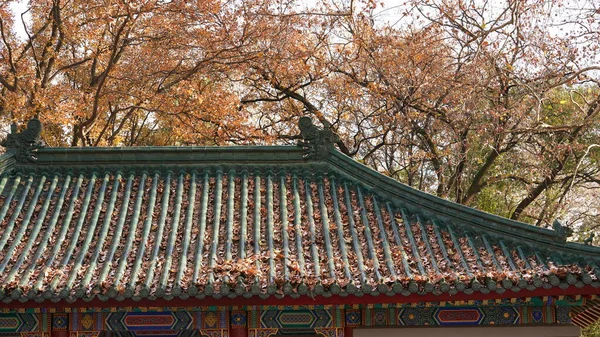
1;118;44;162
297;116;339;160
552;219;573;241
584;232;595;245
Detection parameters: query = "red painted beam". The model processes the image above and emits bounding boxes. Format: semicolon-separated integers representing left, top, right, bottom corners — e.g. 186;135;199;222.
4;286;600;310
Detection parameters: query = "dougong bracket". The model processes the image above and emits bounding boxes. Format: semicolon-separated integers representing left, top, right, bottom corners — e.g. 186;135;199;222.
1;118;44;162
297;116;339;160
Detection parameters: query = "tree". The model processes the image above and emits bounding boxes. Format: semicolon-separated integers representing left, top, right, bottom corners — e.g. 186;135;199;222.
0;0;269;146
1;0;599;231
237;0;600;228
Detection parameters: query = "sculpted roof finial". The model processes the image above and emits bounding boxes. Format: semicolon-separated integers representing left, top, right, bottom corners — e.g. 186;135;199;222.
552;219;573;241
297;116;339;160
584;232;595;246
1;118;44;162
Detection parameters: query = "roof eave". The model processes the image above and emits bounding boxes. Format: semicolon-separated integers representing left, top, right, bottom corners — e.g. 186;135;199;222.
3;284;599;311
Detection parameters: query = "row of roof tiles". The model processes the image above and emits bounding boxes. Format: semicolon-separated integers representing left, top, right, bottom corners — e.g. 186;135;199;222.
0;166;598;304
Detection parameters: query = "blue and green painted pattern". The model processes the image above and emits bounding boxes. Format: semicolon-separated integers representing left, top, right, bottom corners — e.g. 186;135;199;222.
346;306;569;327
52;313;68;331
0;306;575;334
255;309;336;329
0;313;49;332
70;311;228;332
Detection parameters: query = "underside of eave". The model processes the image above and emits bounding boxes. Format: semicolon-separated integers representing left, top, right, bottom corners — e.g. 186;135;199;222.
572;297;600;328
325;150;600;257
2;284;600;311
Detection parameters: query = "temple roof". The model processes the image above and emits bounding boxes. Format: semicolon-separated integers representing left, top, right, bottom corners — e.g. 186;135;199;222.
1;121;600;307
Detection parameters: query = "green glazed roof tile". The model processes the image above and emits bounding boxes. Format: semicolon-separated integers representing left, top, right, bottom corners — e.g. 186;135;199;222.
0;144;599;305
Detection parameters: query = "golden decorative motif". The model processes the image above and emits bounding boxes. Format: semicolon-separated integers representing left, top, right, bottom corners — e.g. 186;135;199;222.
81;314;94;330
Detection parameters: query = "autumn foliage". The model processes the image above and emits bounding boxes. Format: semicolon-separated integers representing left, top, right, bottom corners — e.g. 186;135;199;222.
0;0;599;230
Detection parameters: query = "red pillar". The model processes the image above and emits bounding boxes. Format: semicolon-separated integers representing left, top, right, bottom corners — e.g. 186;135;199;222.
230;327;248;337
344;327;354;337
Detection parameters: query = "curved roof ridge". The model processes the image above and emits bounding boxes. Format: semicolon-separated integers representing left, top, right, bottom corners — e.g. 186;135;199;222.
30;145;306;166
326;150;600;256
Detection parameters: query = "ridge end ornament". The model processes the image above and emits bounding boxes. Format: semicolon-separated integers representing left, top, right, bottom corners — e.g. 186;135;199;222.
297;116;339;160
584;232;595;246
552;219;573;241
1;118;44;162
